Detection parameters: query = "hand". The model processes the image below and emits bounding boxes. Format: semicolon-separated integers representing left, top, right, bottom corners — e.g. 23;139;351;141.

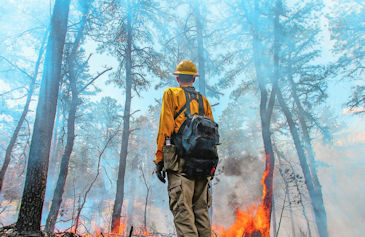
155;161;166;183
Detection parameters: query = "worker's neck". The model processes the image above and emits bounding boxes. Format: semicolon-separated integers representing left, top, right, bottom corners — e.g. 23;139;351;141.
179;83;194;87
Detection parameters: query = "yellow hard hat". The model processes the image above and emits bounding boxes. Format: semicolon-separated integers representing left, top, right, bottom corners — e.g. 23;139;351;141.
173;60;200;77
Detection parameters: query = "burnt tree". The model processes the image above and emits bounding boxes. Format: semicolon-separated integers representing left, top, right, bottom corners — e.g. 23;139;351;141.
45;1;90;231
111;0;133;232
249;0;282;230
15;0;71;231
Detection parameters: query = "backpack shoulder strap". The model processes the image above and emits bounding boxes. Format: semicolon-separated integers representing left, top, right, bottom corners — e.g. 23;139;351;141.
173;87;190;120
174;87;205;120
174;103;187;120
183;87;192;117
197;92;205;116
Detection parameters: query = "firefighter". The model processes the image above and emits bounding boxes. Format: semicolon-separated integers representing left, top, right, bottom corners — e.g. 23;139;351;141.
154;60;214;237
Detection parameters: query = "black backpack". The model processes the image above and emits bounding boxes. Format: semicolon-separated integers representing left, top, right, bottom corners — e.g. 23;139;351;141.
172;87;219;177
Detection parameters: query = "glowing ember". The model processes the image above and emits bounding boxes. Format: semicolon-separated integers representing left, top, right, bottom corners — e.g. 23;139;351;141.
83;222;162;237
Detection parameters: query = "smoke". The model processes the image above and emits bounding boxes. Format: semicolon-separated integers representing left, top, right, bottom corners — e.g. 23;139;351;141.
212;153;265;228
313;116;365;237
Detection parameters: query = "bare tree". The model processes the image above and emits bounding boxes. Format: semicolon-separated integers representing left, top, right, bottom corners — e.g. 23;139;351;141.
140;165;151;229
0;28;48;193
73;123;120;234
275;145;313;237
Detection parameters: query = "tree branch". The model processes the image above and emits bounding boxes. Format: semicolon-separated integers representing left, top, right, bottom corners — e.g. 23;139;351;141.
79;67;113;92
0;87;27;97
0;56;33;79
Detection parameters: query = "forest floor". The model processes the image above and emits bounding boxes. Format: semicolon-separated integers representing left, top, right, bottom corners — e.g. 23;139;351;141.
0;224;82;237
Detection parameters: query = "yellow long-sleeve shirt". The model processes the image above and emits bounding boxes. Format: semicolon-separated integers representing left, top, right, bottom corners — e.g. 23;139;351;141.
155;86;214;164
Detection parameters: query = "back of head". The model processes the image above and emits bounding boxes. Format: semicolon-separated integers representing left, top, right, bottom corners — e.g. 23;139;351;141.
179;74;194;83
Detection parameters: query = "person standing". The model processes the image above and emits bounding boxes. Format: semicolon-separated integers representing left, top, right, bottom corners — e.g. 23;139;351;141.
154;60;219;237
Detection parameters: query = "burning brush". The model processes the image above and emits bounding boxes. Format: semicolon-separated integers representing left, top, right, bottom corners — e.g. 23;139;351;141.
212;154;272;237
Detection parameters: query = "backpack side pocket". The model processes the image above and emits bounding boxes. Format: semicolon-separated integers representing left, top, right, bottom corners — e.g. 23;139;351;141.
163;145;178;172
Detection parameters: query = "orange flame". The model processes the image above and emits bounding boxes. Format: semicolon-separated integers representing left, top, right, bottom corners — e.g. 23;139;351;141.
110;217;128;235
213;154;272;237
60;154;273;237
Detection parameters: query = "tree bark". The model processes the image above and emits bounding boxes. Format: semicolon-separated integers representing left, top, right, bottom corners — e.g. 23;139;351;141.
16;0;70;231
0;28;48;193
276;88;328;237
45;5;89;232
111;0;132;232
49;80;64;177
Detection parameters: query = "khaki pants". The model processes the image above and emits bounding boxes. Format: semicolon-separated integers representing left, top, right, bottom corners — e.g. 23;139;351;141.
167;169;212;237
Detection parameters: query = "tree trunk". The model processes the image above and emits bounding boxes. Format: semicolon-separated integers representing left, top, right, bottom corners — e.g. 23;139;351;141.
250;0;280;232
276;88;328;237
126;156;138;229
193;0;206;96
275;186;287;237
45;5;89;232
49;84;63;177
193;2;212;221
261;0;280;220
16;0;70;232
45;94;76;232
143;188;149;228
111;0;132;233
0;28;48;193
287;57;328;236
141;167;150;229
252;31;275;237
